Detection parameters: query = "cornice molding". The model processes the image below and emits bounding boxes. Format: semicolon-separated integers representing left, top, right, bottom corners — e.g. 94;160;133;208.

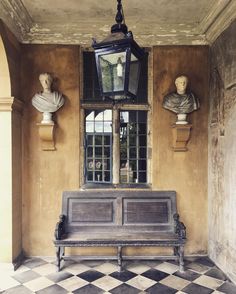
196;0;231;34
0;0;33;42
0;97;24;113
205;0;236;43
0;0;235;45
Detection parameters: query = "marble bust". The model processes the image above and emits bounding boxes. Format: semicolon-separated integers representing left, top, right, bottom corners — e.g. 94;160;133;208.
162;75;200;124
32;73;65;123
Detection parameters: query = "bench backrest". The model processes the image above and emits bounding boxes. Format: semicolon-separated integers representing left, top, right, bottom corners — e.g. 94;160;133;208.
62;191;177;234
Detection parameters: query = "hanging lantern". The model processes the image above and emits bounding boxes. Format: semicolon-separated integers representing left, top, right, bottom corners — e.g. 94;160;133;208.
92;0;145;102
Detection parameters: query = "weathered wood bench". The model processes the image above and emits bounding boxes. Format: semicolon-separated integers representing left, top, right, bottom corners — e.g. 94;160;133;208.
53;190;186;272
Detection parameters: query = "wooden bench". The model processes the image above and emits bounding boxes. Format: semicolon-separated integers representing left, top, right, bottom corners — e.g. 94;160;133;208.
53;190;186;272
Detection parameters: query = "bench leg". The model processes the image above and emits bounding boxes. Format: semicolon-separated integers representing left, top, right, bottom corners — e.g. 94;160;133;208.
56;246;61;272
117;246;123;272
179;245;185;273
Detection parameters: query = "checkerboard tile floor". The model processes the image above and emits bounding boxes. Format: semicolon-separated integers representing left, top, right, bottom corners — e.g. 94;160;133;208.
1;257;236;293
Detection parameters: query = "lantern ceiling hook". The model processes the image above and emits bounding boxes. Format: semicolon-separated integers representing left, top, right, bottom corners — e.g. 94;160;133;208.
111;0;128;34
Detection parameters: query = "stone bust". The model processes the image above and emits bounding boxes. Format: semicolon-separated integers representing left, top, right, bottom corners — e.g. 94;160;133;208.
162;75;200;124
32;73;65;123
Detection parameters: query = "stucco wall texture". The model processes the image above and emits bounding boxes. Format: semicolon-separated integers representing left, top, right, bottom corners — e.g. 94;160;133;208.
209;20;236;284
20;45;209;257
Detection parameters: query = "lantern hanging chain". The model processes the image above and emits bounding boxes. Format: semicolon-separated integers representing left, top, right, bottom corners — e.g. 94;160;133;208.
115;0;126;25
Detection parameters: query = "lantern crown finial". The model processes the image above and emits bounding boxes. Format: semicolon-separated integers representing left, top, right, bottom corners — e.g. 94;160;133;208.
111;0;128;34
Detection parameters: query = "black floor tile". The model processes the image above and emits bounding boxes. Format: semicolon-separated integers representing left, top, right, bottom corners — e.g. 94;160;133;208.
3;285;34;294
12;270;40;283
77;270;105;282
72;284;104;294
182;282;214;294
109;270;137;282
194;257;215;267
141;268;169;282
217;281;236;293
174;269;201;281
36;284;67;294
110;283;140;294
205;267;228;281
46;271;73;283
146;283;177;294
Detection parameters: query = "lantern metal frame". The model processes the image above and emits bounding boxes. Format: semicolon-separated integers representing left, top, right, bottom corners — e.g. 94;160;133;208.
92;0;145;102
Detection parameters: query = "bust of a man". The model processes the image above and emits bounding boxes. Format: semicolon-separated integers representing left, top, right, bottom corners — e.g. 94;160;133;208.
162;75;200;124
32;73;65;123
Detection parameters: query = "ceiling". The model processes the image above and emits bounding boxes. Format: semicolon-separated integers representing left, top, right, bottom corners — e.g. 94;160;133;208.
0;0;236;46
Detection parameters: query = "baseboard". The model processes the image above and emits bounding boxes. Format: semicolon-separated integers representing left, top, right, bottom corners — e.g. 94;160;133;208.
0;251;25;271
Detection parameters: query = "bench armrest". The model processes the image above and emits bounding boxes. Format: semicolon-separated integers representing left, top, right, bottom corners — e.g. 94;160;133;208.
173;213;186;239
54;214;66;240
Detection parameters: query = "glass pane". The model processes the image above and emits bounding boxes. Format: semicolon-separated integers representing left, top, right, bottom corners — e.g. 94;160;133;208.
104;147;110;157
99;51;126;93
138;172;146;183
95;111;103;121
103;159;110;171
104;109;112;121
138;123;146;134
120;144;127;159
95;147;102;156
87;135;93;145
87;172;93;181
85;110;94;121
139;147;147;159
104;172;110;182
129;123;137;134
95;122;103;132
104;122;112;133
139;135;147;146
95;136;102;145
138;111;147;123
129;135;136;146
129;54;140;95
87;147;93;157
129;160;136;171
95;171;102;181
139;160;147;171
95;159;102;170
128;111;136;123
104;136;111;145
86;122;94;132
129;148;137;159
87;160;94;170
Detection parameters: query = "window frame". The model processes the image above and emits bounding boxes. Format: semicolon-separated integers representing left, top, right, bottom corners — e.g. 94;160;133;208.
80;47;153;189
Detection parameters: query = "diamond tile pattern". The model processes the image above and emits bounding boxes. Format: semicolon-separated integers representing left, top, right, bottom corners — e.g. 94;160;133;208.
0;257;235;294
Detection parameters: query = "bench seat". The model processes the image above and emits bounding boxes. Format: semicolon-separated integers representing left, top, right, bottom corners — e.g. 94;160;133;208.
53;190;186;272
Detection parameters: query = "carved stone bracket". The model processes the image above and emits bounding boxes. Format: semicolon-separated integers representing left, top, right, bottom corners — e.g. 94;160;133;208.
172;124;192;152
37;122;56;151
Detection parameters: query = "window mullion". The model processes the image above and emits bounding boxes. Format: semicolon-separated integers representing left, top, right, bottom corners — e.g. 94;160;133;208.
112;107;120;185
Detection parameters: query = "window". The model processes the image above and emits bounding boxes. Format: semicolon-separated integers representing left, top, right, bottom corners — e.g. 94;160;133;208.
82;50;149;187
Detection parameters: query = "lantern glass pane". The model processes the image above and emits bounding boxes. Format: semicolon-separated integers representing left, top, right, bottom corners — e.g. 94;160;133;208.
128;53;140;95
99;51;126;93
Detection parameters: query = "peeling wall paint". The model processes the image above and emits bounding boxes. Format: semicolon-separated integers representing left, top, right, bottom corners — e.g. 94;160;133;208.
209;20;236;284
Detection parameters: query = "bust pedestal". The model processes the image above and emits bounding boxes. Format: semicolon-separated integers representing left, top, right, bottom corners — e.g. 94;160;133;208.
37;122;55;151
172;124;192;152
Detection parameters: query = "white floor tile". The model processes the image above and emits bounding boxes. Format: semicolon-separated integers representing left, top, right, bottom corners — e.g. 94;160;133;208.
23;276;54;292
58;276;89;291
92;275;122;291
126;275;156;291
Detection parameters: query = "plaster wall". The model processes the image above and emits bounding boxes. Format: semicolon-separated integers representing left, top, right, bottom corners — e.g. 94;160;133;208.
21;44;209;257
209;20;236;283
153;46;209;255
21;45;80;256
0;22;22;264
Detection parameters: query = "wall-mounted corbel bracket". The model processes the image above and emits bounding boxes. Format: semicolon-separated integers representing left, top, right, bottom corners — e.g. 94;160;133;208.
172;124;192;152
37;122;56;151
